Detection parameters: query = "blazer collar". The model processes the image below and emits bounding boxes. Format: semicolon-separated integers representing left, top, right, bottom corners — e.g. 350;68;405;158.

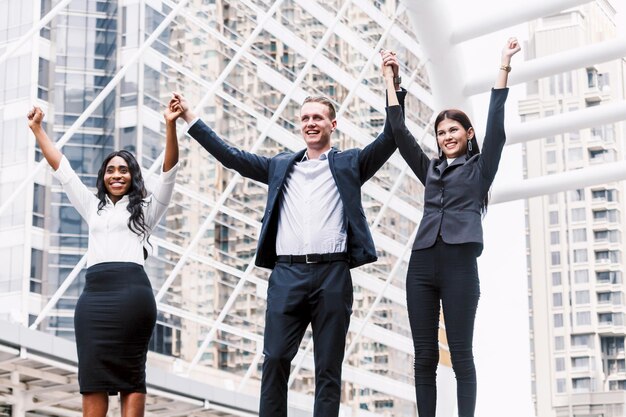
437;155;468;173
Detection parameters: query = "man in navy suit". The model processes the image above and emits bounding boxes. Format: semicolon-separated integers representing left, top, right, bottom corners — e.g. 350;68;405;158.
172;52;404;417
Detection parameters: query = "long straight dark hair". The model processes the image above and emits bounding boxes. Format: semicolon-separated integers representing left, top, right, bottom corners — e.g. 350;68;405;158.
96;150;149;239
434;109;489;213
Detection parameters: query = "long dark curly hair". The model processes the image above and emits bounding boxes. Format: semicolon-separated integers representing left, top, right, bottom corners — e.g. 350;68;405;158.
96;150;149;240
434;109;489;212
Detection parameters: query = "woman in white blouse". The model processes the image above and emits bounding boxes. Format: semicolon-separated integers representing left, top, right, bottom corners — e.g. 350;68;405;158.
27;98;182;417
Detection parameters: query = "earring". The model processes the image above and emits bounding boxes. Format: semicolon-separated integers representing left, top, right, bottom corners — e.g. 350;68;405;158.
438;147;443;158
467;139;473;152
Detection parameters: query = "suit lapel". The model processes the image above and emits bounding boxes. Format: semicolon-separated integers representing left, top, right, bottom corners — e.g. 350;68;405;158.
442;156;466;174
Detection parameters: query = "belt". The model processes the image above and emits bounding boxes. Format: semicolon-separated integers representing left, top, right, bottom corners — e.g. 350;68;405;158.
276;253;349;264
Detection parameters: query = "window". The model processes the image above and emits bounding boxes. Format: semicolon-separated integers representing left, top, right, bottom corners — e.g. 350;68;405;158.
549;211;559;225
555;336;565;351
598;292;611;304
607;359;625;375
556;378;566;393
592;188;618;202
554;313;563;327
37;57;50;100
551;251;561;266
576;291;590;304
569;189;585;201
32;183;46;228
573;249;588;263
572;377;591;393
572;228;586;242
587;67;598;88
595;250;621;264
550;231;560;245
552;272;562;286
572;334;594;349
553;293;563;307
576;312;591;325
555;357;565;372
574;270;589;283
597;271;622;284
30;248;43;294
546;150;557;164
571;208;586;222
598;313;621;325
594;230;620;243
602;336;624;355
572;357;590;370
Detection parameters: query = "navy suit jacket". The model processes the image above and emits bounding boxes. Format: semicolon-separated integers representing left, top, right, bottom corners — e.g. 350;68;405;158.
387;88;508;255
188;91;406;269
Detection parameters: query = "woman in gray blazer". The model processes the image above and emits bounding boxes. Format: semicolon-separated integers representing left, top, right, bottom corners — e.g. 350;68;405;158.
383;38;521;417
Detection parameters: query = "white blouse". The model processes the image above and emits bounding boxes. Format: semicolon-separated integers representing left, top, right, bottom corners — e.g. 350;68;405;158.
52;156;179;267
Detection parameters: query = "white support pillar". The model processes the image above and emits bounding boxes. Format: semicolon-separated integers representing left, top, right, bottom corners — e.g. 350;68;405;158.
491;160;626;204
465;36;626;95
400;0;470;110
450;0;591;44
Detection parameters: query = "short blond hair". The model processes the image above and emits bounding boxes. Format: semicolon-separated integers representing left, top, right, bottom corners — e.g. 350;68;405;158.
302;95;336;120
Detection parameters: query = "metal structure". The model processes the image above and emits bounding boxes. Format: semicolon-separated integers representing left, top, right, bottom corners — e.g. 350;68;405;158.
0;0;624;416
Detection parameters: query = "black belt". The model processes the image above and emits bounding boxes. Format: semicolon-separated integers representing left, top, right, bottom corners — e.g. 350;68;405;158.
276;253;349;264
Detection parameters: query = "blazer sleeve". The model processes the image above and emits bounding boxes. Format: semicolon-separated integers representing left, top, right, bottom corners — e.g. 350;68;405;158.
358;88;407;184
188;119;271;184
387;105;430;185
477;87;509;184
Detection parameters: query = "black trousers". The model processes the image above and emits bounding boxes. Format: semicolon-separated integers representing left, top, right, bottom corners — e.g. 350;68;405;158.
406;239;481;417
259;260;352;417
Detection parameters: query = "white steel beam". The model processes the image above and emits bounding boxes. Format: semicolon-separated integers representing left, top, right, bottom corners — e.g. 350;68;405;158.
448;0;592;44
492;160;626;204
465;36;626;96
507;100;626;145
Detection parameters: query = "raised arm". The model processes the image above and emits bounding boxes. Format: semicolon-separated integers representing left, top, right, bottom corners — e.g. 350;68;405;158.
479;37;521;183
162;96;182;172
384;54;430;184
358;50;407;183
494;37;521;89
27;107;62;170
28;107;96;220
173;92;271;184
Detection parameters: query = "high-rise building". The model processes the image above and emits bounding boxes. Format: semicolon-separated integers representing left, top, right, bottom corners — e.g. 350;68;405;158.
521;1;626;416
0;0;437;414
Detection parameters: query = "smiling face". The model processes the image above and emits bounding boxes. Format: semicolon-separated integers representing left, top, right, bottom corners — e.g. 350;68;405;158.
300;101;336;154
436;118;474;159
103;156;132;203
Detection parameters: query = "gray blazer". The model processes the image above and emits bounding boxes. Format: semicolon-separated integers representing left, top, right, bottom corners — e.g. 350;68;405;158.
387;88;509;255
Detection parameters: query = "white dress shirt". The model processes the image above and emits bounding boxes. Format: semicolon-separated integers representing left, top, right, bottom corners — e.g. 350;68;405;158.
53;156;179;267
276;150;347;255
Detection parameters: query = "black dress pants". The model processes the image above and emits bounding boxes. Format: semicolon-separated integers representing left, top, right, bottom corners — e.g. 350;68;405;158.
259;260;352;417
406;238;481;417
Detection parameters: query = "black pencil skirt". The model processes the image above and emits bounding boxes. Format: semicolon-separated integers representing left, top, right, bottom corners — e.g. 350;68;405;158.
75;262;157;395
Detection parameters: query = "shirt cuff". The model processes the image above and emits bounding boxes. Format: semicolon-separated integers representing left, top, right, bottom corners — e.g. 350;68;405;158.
51;156;75;185
160;161;180;182
185;117;201;134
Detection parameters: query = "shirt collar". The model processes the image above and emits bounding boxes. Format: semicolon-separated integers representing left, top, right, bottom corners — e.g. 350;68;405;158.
301;148;332;162
105;194;129;206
